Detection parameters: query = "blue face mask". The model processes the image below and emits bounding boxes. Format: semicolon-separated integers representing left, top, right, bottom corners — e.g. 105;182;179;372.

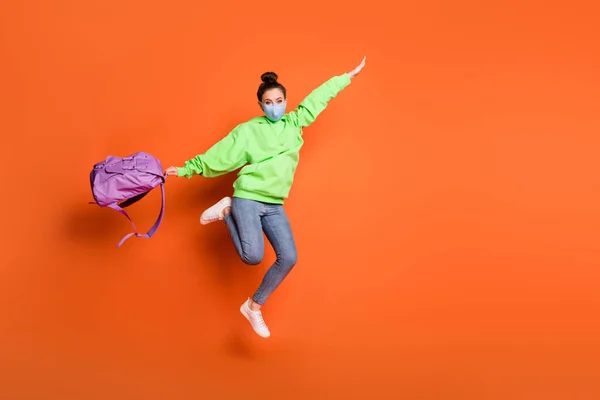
261;101;287;122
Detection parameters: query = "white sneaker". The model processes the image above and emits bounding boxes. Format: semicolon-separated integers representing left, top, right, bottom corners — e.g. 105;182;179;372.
240;299;271;338
200;196;232;225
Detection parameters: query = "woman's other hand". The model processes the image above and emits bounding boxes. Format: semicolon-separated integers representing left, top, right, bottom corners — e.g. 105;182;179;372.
348;56;366;79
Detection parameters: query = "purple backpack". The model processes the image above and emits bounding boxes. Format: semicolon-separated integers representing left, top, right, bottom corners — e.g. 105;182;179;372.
90;151;165;247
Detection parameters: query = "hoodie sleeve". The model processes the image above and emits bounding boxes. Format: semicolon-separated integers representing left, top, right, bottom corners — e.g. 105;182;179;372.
177;123;249;178
287;73;352;128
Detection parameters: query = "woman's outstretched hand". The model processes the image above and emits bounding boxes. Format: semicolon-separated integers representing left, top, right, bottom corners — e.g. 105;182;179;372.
165;166;178;177
348;56;366;79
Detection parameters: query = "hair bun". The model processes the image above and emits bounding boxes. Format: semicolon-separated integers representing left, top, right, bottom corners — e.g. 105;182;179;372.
261;72;278;83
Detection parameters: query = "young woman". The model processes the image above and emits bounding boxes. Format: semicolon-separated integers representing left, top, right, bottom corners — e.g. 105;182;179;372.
165;57;366;338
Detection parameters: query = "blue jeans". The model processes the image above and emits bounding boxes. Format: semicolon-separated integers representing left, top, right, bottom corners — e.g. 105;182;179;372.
224;197;298;305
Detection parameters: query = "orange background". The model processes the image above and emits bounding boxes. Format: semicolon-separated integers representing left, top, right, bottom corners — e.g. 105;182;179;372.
1;0;599;399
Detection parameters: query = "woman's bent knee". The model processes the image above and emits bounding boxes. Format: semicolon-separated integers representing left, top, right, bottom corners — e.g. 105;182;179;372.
241;251;263;265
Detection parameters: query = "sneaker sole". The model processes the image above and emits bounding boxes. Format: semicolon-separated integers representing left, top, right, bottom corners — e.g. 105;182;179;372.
200;215;218;225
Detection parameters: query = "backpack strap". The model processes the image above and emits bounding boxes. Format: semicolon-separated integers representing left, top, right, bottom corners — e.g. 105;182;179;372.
109;183;166;247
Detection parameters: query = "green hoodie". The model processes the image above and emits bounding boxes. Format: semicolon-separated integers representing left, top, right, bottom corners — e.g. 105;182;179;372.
177;73;352;204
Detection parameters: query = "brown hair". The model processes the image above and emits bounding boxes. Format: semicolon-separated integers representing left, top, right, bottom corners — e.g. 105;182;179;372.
257;72;287;102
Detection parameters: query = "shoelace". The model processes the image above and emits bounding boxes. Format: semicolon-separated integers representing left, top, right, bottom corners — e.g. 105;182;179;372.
255;312;267;328
249;306;267;329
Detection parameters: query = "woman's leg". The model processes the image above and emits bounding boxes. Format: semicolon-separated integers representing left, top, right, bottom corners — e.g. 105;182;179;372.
203;197;293;339
223;197;265;265
252;204;298;306
239;203;297;339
